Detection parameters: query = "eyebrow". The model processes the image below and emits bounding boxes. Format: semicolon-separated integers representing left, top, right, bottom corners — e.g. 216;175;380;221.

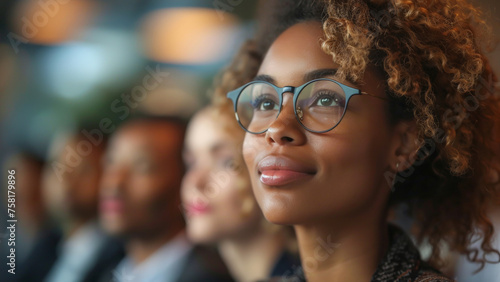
253;68;342;85
253;74;275;84
304;68;338;82
183;142;232;157
210;142;233;155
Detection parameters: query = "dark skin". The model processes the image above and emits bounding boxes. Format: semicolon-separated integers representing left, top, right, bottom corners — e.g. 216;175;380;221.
99;120;185;264
242;22;419;281
53;135;104;237
8;154;46;235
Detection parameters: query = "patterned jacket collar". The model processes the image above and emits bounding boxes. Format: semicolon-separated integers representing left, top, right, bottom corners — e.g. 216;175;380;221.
371;224;453;282
268;224;452;282
371;224;424;281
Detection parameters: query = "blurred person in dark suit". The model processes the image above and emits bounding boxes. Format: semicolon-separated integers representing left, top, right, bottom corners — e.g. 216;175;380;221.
1;151;47;282
16;131;124;282
99;115;233;282
3;151;48;261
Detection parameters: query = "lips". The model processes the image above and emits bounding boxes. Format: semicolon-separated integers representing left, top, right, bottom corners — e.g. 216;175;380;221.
257;156;316;186
100;198;124;214
185;202;211;216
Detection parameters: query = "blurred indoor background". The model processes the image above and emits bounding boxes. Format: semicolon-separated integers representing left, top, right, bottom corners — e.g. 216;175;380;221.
0;0;499;280
0;0;499;169
0;0;262;164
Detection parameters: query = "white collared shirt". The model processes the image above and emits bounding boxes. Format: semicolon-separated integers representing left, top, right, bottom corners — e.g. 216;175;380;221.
112;232;193;282
44;222;106;282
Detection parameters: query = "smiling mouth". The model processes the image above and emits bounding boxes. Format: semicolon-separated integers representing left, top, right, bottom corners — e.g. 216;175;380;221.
259;169;315;186
257;156;316;187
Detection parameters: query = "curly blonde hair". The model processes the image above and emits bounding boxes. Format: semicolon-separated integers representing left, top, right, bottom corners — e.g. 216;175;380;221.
212;0;500;270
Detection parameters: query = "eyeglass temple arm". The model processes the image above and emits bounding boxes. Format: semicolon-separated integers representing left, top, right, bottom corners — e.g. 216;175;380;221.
360;91;390;101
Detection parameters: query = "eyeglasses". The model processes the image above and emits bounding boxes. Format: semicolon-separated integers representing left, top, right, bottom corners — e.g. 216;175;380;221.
227;78;388;134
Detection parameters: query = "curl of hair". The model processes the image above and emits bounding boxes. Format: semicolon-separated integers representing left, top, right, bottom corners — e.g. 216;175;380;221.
211;40;263;138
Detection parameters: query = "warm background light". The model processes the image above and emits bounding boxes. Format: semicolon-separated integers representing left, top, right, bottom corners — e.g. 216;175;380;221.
11;0;97;45
141;8;239;64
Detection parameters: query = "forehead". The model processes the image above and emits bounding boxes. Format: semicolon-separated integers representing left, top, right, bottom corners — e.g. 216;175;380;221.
186;112;237;153
258;21;340;86
61;136;104;162
111;121;183;156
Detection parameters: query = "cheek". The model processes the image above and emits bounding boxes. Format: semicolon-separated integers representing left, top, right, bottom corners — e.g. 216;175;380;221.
319;136;386;187
310;124;393;212
191;172;258;242
216;175;261;235
242;134;261;173
180;177;192;204
78;170;100;201
127;174;171;214
214;174;250;216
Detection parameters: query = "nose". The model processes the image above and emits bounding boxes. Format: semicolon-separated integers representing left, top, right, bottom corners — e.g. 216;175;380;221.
265;92;306;146
101;165;127;196
183;165;209;195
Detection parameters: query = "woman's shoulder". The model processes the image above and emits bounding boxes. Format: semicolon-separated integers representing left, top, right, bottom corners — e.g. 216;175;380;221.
262;224;456;282
371;224;455;282
372;263;454;282
411;265;455;282
414;272;455;282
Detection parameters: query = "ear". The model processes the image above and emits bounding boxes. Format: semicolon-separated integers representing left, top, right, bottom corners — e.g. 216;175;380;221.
390;120;420;172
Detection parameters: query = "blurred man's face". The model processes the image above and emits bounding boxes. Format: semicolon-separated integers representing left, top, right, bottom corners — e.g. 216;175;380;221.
99;121;185;238
51;137;103;221
8;155;45;226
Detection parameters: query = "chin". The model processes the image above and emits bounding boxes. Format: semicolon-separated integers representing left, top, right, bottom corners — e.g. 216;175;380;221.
262;212;295;225
262;207;312;226
99;215;126;234
101;223;123;236
257;193;305;226
186;224;220;244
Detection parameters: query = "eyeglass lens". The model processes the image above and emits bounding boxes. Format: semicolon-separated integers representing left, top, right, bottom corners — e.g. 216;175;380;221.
236;80;347;133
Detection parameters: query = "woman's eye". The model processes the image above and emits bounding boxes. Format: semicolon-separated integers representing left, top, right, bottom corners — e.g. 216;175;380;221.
184;160;195;170
259;100;276;110
252;95;278;111
135;163;153;173
103;155;114;167
312;92;343;107
224;158;239;170
317;96;334;106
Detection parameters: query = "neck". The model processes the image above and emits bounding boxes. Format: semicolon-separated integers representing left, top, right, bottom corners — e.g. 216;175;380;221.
295;212;388;282
127;224;184;265
218;224;286;282
62;217;92;239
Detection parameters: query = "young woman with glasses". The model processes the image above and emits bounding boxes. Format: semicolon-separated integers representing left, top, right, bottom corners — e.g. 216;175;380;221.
222;0;500;281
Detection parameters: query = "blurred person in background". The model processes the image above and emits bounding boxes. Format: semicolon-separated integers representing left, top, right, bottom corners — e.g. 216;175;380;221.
181;42;300;282
99;115;233;282
182;105;300;281
3;151;48;261
17;131;124;282
0;150;48;282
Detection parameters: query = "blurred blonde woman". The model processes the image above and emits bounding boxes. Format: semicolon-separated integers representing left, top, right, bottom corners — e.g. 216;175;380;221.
181;42;300;282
